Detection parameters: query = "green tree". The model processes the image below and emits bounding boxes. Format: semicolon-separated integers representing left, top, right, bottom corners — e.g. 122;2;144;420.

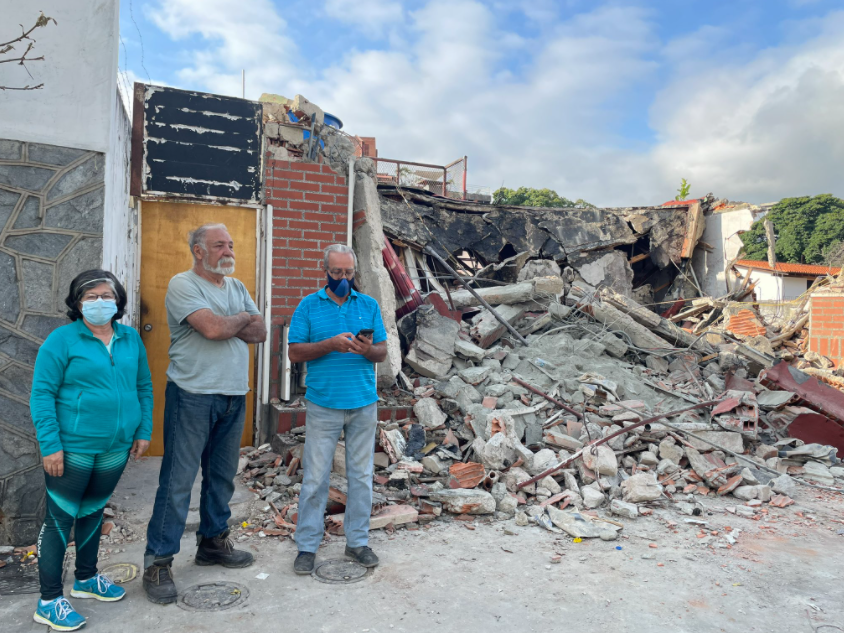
740;194;844;264
493;186;594;209
675;178;691;201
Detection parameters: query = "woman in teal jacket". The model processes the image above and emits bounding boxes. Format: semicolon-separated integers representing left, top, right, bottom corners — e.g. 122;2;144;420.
30;269;153;631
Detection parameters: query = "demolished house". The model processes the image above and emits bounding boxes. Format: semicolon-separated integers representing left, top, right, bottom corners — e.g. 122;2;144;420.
237;171;844;546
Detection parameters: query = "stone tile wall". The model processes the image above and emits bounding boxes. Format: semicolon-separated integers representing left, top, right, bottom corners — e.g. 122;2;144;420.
0;139;104;545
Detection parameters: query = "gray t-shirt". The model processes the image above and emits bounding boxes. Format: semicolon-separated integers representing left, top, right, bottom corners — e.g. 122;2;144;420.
165;270;260;395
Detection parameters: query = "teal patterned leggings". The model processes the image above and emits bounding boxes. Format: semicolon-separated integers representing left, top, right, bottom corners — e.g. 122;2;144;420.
38;450;129;600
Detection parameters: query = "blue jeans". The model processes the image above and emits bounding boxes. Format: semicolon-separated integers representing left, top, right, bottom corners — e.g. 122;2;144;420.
144;381;245;568
295;400;377;553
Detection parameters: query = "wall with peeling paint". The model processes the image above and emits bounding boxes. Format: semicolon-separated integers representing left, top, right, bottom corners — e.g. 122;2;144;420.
102;88;138;326
0;0;120;154
138;86;263;203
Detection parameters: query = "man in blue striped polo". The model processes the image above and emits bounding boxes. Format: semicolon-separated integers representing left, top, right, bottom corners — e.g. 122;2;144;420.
288;244;388;574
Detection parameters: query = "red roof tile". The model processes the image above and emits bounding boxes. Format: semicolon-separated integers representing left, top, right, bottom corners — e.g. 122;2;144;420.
735;259;841;276
726;309;767;337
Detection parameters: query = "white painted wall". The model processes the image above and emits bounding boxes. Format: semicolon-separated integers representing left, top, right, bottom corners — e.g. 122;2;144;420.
744;270;783;302
692;208;755;297
0;0;119;153
102;88;138;325
783;276;810;301
737;269;813;302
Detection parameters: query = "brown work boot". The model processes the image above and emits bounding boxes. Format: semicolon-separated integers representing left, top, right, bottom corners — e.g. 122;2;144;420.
195;530;254;568
143;561;177;605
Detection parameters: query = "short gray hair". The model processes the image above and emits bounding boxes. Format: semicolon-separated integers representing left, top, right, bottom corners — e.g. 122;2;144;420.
188;223;228;260
324;244;357;270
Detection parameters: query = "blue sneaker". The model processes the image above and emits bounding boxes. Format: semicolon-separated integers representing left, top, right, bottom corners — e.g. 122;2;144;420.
33;597;86;631
70;573;126;602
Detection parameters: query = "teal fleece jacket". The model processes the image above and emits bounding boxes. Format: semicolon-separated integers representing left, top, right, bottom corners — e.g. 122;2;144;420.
30;319;154;456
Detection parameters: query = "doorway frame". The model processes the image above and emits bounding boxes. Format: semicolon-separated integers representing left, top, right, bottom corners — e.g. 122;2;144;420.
135;197;270;447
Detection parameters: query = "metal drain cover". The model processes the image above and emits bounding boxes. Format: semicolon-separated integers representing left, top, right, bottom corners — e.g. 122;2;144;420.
101;562;138;584
313;559;369;584
177;581;248;612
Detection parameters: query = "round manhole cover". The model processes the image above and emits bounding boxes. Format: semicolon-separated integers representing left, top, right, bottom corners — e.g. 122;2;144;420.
313;559;370;584
177;581;249;612
100;563;138;585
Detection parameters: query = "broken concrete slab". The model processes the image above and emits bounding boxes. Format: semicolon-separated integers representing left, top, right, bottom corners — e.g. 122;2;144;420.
470;304;527;349
454;339;487;361
444;277;563;310
687;431;745;454
404;305;460;378
428;488;496;514
610;499;639;519
581;445;618;476
546;506;620;540
414;397;447;428
621;473;663;503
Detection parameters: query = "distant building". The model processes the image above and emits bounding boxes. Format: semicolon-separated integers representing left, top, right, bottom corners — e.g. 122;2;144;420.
734;260;841;301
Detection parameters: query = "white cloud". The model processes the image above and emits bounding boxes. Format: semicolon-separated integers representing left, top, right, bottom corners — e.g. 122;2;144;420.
143;1;844;206
323;0;403;36
146;0;304;97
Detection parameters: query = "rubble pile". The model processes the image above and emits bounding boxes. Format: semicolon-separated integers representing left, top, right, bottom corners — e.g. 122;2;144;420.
244;259;843;546
259;92;357;173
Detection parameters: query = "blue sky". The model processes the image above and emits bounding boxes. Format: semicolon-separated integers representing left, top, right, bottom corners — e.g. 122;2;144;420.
118;0;844;206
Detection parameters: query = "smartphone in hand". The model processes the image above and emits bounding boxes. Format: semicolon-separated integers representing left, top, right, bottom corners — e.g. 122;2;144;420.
357;328;374;340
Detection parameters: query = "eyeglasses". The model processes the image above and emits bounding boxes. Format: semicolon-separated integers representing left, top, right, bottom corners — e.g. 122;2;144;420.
328;268;356;279
83;293;116;302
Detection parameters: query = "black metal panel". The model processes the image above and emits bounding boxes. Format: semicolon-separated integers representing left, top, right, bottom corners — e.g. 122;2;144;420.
142;85;262;202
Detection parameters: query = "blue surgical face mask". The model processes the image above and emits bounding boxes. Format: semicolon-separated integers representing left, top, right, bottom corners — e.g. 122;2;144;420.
82;298;117;326
326;274;351;298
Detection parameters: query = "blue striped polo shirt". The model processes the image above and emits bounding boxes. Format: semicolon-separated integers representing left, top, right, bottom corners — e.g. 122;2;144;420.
288;287;387;410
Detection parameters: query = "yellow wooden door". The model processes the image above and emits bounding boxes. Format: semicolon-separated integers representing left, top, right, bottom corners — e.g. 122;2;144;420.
139;201;258;456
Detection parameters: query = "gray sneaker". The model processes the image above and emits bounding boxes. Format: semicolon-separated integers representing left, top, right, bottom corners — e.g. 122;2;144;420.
345;545;379;568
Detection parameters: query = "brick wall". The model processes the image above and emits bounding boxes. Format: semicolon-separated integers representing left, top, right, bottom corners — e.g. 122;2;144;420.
265;157;350;405
273;405;416;434
808;292;844;368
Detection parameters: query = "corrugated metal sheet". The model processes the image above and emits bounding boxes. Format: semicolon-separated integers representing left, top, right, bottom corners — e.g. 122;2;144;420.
134;84;263;203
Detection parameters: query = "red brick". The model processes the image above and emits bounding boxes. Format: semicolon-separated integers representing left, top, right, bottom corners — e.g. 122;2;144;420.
305;173;337;184
378;409;393;422
273;247;303;258
274;209;304;220
290;181;321;192
293;162;322;173
287;220;318;231
320;221;347;232
820;338;830;356
303;211;332;222
272;288;305;297
305;193;334;204
304;231;334;241
302;269;325;279
273;169;306;181
809;337;820;352
319;204;348;215
276;229;304;239
286;238;317;248
286;258;319;269
268;188;305;200
288;278;322;288
322;184;348;195
288;200;320;212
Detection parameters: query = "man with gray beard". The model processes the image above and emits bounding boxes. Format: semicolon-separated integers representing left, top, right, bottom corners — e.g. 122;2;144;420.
143;223;266;604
